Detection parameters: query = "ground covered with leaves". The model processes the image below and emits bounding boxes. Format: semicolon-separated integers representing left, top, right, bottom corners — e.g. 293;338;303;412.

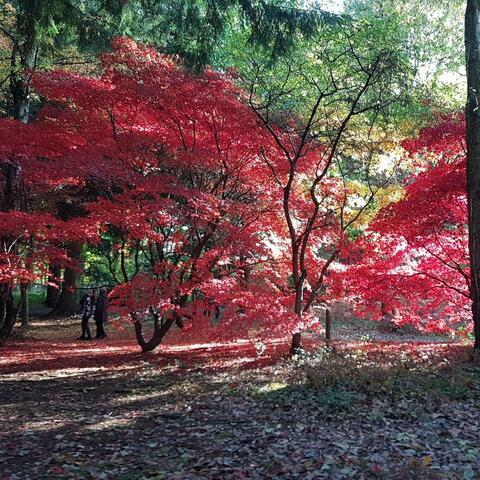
1;319;480;479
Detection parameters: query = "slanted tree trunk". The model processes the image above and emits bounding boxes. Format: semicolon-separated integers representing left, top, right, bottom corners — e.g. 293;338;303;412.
465;0;480;349
51;243;83;317
132;308;178;353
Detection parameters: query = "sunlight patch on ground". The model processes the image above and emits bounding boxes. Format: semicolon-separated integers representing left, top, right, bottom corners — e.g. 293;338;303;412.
0;364;139;381
161;337;287;352
84;417;135;431
20;420;67;433
258;382;288;393
109;390;168;406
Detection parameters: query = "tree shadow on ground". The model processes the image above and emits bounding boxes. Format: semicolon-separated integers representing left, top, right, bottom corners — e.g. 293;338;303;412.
0;336;304;375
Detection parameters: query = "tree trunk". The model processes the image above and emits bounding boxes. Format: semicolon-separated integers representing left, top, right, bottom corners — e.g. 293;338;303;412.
0;285;18;344
10;46;36;123
465;0;480;349
291;332;302;353
51;243;83;317
325;307;332;343
0;161;24;342
0;19;37;343
46;265;61;308
20;283;29;327
290;286;304;354
10;9;38;123
132;311;177;353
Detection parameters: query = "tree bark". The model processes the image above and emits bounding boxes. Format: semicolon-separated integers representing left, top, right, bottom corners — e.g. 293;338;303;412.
9;5;38;123
20;283;29;327
465;0;480;349
10;44;37;123
325;307;332;343
46;266;61;308
132;310;177;353
0;160;24;342
50;243;83;317
0;14;37;343
0;285;17;343
290;287;304;354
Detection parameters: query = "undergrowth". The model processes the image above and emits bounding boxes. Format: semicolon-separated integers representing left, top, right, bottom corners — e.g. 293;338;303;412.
251;345;480;415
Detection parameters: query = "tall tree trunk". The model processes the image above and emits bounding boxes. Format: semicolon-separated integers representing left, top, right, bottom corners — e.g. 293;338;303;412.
0;161;24;342
465;0;480;349
0;18;37;343
51;243;83;317
45;265;61;308
325;307;332;343
20;283;29;327
0;284;18;343
10;5;38;123
10;44;37;123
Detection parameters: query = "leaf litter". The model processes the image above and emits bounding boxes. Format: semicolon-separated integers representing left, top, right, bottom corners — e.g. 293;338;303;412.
1;322;480;479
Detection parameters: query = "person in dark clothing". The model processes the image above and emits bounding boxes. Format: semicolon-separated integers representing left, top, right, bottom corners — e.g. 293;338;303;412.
78;289;96;340
94;287;108;339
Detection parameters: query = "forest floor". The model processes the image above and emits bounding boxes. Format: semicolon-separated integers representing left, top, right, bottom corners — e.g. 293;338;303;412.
1;317;480;479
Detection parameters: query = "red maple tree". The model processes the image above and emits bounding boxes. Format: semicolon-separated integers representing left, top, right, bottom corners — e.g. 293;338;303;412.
2;38;301;350
347;114;471;336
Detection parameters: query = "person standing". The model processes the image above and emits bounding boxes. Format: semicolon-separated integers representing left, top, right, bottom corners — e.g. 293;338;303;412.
78;289;96;340
94;287;108;339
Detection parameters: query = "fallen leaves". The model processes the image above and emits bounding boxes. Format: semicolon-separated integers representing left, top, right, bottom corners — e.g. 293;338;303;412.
1;322;480;479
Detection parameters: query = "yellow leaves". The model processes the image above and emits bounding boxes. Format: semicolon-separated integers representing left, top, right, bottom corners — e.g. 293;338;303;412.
259;382;288;393
422;455;433;467
405;454;433;469
375;184;406;209
343;181;405;228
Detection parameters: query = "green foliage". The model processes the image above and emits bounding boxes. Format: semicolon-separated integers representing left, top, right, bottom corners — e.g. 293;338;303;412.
129;0;334;71
252;382;357;412
346;226;364;241
222;9;426;138
13;290;45;305
219;0;464;131
82;232;149;287
288;347;480;405
346;0;465;109
0;1;129;116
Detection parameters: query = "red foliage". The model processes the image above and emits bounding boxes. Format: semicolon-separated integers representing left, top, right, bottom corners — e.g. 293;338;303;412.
4;38;465;347
347;114;470;333
0;39;305;345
